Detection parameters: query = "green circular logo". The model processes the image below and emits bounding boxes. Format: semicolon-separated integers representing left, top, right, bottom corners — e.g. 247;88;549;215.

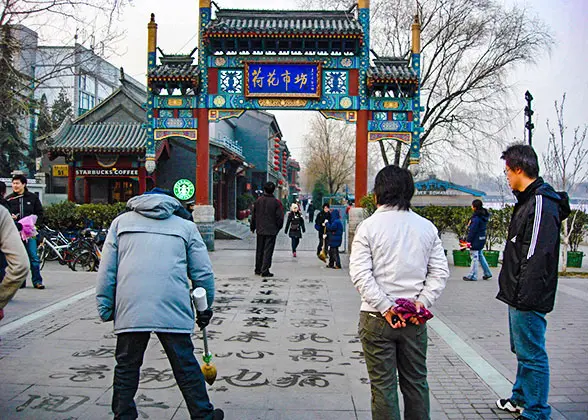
173;179;195;200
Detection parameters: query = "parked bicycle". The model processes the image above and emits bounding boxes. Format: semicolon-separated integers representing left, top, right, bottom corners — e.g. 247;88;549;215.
38;232;94;272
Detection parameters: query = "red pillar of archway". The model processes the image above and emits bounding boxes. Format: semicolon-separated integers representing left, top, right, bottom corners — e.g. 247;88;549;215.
196;107;210;205
138;166;147;194
355;110;368;207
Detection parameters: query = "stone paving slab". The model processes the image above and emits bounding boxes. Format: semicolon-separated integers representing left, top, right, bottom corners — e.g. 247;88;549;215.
2;231;582;418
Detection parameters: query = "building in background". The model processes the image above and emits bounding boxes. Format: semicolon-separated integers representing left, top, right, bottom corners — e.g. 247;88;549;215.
10;24;144;172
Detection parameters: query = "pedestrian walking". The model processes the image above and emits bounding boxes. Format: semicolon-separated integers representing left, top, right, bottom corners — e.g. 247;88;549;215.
495;144;570;420
284;203;305;257
314;203;331;257
0;205;30;321
307;201;315;223
463;199;493;281
250;182;284;277
349;165;449;420
325;209;343;268
96;189;223;420
6;174;44;289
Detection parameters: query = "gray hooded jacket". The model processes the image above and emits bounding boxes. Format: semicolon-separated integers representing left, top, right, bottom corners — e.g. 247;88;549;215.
96;194;215;334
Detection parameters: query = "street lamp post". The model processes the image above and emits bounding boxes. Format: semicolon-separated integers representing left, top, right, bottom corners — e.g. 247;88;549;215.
524;91;534;147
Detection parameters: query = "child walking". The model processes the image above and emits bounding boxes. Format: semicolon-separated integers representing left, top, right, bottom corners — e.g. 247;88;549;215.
325;209;343;268
284;203;305;257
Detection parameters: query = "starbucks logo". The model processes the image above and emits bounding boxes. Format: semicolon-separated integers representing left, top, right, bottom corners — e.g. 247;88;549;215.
173;179;195;200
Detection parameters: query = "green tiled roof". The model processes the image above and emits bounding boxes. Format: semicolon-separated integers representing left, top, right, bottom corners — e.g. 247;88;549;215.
47;122;146;154
368;58;418;83
205;9;363;37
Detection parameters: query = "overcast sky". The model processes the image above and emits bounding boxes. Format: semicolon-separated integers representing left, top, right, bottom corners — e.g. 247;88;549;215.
67;0;588;175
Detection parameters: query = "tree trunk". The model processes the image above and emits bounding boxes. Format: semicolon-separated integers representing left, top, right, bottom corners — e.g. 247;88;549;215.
561;222;569;272
378;140;389;166
394;141;402;166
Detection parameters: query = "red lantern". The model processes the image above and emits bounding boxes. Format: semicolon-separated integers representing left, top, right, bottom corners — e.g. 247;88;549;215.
278;180;283;185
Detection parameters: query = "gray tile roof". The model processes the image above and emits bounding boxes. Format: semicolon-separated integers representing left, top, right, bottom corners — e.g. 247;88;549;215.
47;122;146;154
205;9;363;37
368;59;418;82
148;64;199;80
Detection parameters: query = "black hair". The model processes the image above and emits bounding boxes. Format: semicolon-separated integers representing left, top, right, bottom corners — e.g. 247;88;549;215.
263;182;276;194
323;203;330;209
12;174;27;185
472;199;483;210
501;144;539;178
374;165;414;211
0;181;5;196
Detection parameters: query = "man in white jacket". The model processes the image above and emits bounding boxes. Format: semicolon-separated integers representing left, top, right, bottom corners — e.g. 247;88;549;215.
350;165;449;420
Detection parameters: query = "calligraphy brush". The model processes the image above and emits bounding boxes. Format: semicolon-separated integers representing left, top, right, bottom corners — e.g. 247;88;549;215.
192;288;218;385
318;225;328;262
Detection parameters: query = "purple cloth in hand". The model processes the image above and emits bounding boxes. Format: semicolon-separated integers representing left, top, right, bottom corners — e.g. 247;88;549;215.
393;298;434;324
19;215;38;242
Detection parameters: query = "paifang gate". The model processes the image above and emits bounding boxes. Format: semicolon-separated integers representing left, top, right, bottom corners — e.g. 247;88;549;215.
144;0;423;249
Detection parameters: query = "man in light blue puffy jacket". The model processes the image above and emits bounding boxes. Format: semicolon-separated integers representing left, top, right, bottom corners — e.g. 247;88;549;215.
96;189;223;420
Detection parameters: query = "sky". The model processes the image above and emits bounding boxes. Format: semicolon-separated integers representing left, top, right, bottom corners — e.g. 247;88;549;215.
34;0;588;177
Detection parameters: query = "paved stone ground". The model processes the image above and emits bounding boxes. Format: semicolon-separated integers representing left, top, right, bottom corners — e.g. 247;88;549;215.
0;230;585;419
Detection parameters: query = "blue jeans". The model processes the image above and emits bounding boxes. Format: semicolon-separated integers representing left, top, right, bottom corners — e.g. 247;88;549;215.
467;250;492;280
23;236;43;286
508;306;551;420
113;332;215;420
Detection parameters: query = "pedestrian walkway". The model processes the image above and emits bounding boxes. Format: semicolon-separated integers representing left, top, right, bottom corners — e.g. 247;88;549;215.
0;232;586;419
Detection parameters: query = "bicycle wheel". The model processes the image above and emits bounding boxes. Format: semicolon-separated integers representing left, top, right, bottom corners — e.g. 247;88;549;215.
39;241;59;261
72;251;97;272
38;243;47;270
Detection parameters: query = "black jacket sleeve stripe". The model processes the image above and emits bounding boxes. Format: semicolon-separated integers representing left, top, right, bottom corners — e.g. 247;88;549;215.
527;195;543;259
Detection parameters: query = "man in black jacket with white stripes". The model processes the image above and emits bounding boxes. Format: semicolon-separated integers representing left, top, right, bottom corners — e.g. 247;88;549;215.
495;144;570;420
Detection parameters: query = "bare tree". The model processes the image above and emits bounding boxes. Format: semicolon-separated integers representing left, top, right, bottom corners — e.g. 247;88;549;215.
304;115;356;195
542;94;588;271
299;0;553;168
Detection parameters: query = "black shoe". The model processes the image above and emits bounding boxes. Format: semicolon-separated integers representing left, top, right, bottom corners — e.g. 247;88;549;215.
483;274;493;280
496;398;523;414
34;284;45;290
213;408;224;420
254;271;261;275
261;272;274;277
20;283;26;289
462;276;477;281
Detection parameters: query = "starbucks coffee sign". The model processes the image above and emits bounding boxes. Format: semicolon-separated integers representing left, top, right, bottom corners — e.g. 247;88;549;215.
174;179;195;200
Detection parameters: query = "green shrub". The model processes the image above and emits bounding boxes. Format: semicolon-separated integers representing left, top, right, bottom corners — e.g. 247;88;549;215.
448;207;472;242
360;193;377;218
43;201;127;230
567;209;588;252
236;193;255;211
486;206;513;250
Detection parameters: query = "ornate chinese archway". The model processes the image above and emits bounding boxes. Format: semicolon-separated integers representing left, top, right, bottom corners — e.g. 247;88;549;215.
146;0;422;249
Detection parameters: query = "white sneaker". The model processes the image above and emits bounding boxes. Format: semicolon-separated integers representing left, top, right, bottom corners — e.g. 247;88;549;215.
496;398;523;414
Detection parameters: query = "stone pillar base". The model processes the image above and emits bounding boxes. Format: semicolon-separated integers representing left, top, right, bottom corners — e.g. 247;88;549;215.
347;207;366;253
193;205;215;251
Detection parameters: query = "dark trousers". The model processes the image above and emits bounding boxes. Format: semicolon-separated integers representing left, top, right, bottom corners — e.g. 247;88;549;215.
0;251;6;283
359;312;430;420
291;237;300;252
255;234;277;274
328;246;341;268
113;332;214;420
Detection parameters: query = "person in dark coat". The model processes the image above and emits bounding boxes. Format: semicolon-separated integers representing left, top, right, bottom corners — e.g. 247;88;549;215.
494;144;570;420
463;199;493;281
284;203;305;257
250;182;284;277
325;209;343;268
307;201;315;223
6;174;44;289
314;203;331;256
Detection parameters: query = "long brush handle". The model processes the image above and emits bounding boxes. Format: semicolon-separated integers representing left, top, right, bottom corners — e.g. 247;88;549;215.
202;328;213;364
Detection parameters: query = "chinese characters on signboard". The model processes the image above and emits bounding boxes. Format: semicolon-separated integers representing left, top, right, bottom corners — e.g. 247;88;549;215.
245;63;320;98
